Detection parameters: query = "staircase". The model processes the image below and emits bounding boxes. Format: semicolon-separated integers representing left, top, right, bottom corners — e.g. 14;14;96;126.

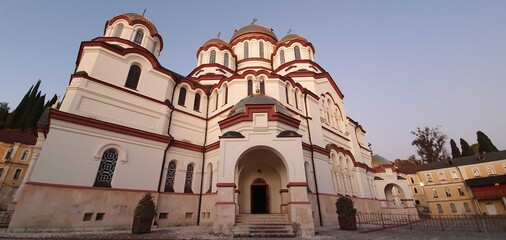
233;214;295;238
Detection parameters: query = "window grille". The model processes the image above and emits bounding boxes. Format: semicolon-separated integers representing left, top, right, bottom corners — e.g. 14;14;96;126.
210;50;216;64
93;149;118;188
280;50;285;64
224;53;229;67
165;161;176;192
184;164;194;193
294;46;301;60
134;30;144;44
259;42;264;58
243;42;249;58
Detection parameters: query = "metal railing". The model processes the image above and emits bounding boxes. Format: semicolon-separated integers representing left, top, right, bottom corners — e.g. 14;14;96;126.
357;212;506;232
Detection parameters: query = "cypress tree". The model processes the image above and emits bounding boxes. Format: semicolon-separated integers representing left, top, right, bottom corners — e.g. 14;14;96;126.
460;138;474;157
4;84;34;129
450;139;461;158
23;94;45;132
471;143;479;154
477;131;498;153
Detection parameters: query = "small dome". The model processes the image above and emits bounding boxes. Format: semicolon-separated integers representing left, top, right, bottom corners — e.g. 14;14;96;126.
231;24;277;42
371;155;392;168
202;38;230;48
228;94;290;117
112;13;158;34
279;34;307;43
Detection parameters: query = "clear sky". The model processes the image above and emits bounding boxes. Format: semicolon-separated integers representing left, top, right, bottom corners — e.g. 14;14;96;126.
1;0;505;160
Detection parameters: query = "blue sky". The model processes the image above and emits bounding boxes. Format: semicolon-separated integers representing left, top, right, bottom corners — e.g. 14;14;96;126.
1;0;505;160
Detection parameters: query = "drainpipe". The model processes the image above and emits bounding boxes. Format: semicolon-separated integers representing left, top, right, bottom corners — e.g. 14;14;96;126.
197;93;210;225
304;92;323;226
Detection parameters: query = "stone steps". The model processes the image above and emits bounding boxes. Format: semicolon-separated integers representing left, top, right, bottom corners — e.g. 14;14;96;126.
233;214;295;238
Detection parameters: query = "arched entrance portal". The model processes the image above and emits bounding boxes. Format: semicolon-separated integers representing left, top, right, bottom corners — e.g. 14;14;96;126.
251;178;269;213
236;146;288;214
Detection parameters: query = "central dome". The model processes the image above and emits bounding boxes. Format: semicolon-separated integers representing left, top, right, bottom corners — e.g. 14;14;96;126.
228;94;290;117
371;155;392;168
231;24;277;42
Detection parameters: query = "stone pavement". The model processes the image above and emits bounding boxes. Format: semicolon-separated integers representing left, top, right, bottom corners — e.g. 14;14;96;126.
0;225;504;239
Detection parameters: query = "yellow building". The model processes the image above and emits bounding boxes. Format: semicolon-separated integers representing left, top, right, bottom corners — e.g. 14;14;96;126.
400;150;506;216
0;130;36;209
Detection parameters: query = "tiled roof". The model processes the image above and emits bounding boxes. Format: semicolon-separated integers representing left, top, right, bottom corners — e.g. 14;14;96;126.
0;130;36;145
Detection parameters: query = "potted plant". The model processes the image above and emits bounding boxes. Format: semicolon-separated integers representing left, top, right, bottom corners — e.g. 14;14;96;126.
335;196;357;230
132;193;157;234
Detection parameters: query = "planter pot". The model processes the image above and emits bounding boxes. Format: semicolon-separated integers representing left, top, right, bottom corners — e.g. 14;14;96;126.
132;217;153;234
338;216;357;230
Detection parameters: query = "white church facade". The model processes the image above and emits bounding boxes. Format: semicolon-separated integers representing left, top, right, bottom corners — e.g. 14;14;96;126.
8;13;415;236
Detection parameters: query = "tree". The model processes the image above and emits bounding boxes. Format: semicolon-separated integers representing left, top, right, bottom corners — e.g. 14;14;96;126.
0;102;9;128
471;143;479;154
450;139;461;159
393;155;421;168
411;126;448;164
477;131;498;153
460;138;474;157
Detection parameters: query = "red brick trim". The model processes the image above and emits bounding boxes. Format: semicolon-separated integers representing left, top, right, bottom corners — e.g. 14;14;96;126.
279;189;289;193
205;141;220;152
172;140;203;152
50;109;173;143
215;201;236;205
158;191;201;196
196;44;235;58
27;181;158;193
287;201;311;205
286;182;308;188
236;58;271;64
218;105;300;129
216;183;236;188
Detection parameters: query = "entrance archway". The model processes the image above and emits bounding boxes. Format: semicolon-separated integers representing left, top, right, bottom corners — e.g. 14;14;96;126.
251;178;269;213
236;146;288;214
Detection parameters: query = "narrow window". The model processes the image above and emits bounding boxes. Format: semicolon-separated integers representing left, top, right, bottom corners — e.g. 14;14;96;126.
451;171;458;179
260;80;265;94
432;188;438;198
214;92;219;110
414;187;418;194
243;41;249;58
4;148;12;160
294;46;301;60
426;174;433;182
151;41;158;54
207;164;213;193
439;172;446;181
0;168;3;178
450;203;457;213
285;84;290;104
125;65;141;89
178;87;186;106
83;213;93;221
199;53;203;65
159;212;168;219
259;41;264;58
193;93;201;111
487;167;495;175
21;150;30;161
410;177;415;184
437;204;443;213
224;85;228;105
445;187;451;197
224;53;229;68
184;164;194;193
294;91;299;109
134;30;144;45
472;169;480;177
280;50;285;64
93;149;118;188
209;50;216;64
95;213;105;221
165;161;176;192
114;24;123;37
247;80;253;96
13;169;22;180
458;187;465;196
464;202;471;212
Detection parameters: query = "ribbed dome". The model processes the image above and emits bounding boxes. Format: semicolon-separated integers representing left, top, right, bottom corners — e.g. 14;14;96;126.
371;155;392;167
279;34;307;43
228;94;290;117
231;24;277;42
114;13;158;34
202;38;230;48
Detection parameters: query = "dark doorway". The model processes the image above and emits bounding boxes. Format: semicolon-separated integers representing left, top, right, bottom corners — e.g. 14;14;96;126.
251;178;268;213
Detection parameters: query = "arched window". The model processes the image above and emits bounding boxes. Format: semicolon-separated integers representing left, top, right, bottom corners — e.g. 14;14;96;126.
224;85;228;104
210;50;216;63
260;80;265;94
134;30;144;45
294;90;299;109
13;169;22;180
199;53;203;65
463;202;471;212
432;188;438;198
487;167;495;175
304;162;312;192
280;50;285;64
439;172;446;181
414;188;418;194
410;177;415;184
214;92;219;110
224;53;229;68
20;150;30;161
184;164;194;193
450;203;457;213
125;65;141;89
426;174;433;182
259;41;264;58
285;84;290;104
207;164;213;193
113;24;123;37
472;169;480;177
437;204;443;213
3;148;12;160
294;46;301;60
193;93;201;111
93;149;118;188
451;171;458;179
164;161;176;192
243;41;249;58
247;80;253;96
178;87;187;106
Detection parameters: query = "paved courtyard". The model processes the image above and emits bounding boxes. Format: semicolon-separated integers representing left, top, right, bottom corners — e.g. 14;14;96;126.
0;224;505;239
